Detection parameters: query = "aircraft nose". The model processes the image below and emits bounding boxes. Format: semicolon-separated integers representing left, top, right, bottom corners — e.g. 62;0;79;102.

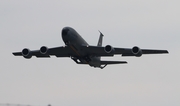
62;27;69;36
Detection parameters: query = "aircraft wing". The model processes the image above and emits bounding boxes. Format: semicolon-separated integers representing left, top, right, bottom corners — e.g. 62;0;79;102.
13;46;75;58
121;49;169;56
81;46;168;57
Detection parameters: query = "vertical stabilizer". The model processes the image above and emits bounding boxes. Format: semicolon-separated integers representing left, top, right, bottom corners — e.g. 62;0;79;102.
97;31;104;47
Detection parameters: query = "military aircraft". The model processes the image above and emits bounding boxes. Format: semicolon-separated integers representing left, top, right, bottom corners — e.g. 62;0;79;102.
13;27;168;69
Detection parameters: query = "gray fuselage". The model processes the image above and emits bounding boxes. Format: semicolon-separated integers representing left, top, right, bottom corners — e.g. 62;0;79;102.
61;27;101;67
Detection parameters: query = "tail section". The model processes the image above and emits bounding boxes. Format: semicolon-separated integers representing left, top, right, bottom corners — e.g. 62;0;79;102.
97;31;104;47
96;31;104;63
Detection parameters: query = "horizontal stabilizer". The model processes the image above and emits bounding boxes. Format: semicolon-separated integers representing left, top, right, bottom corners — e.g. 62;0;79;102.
100;61;127;65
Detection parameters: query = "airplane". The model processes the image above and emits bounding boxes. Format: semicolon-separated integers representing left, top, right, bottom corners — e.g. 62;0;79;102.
13;27;169;69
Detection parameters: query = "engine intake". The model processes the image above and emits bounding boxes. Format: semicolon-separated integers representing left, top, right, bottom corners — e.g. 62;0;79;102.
132;46;142;57
40;46;49;55
22;48;32;59
104;45;115;54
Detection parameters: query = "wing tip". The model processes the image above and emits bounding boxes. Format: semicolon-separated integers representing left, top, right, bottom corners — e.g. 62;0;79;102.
161;50;169;54
12;52;16;55
12;52;22;56
166;50;169;53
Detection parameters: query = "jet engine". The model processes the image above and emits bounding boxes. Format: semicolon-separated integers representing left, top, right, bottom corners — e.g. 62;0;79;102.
104;45;115;54
132;46;142;57
40;46;49;55
22;48;32;59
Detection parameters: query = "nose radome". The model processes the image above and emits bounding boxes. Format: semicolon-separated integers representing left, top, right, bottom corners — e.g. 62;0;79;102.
62;27;69;36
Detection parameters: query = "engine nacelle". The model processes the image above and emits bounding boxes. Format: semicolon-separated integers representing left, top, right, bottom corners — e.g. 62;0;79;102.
40;46;49;55
22;48;32;59
104;45;115;54
132;46;142;57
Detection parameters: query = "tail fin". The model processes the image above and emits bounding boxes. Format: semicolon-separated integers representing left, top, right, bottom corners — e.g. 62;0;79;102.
97;31;104;47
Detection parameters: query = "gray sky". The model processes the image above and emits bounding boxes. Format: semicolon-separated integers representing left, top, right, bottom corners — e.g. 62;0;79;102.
0;0;179;106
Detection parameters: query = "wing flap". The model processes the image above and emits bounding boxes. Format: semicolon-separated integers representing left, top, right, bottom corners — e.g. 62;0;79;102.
122;53;134;56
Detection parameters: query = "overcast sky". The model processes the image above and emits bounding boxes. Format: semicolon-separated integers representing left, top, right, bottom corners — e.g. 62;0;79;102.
0;0;180;106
